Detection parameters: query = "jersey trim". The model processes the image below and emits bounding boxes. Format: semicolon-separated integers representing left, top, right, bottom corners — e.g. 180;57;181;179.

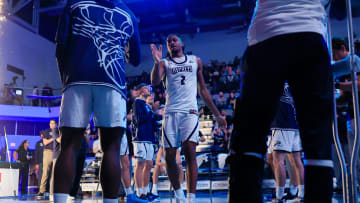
185;120;199;143
169;55;188;64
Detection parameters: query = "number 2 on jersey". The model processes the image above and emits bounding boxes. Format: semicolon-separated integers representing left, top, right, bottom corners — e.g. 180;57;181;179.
180;76;185;85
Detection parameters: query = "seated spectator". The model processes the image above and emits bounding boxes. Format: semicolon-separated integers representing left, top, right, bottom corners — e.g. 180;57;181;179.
215;91;226;109
211;121;228;153
227;92;236;109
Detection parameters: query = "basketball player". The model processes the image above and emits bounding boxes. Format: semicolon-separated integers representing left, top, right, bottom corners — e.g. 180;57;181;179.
132;83;160;202
270;82;304;203
119;130;147;203
229;1;334;202
53;0;141;202
150;34;226;202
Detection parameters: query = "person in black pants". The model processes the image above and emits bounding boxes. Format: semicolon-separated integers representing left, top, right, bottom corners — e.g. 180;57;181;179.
13;140;32;195
229;1;334;203
34;132;44;189
69;135;87;199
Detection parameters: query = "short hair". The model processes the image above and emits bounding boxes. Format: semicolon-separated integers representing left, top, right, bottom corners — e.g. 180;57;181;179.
166;33;183;43
332;38;348;51
50;119;57;124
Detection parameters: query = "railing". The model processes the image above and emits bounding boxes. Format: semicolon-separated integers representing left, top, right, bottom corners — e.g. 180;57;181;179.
0;86;62;107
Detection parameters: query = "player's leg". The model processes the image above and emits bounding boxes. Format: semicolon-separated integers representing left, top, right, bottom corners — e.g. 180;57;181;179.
98;127;123;201
229;41;286;203
287;32;333;202
53;85;90;202
152;147;164;196
93;86;127;203
179;113;199;202
143;144;155;199
272;150;288;200
182;141;197;202
287;152;304;199
133;142;146;198
176;148;184;184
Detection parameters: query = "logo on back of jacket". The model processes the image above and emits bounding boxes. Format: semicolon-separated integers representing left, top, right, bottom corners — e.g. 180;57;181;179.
71;1;134;90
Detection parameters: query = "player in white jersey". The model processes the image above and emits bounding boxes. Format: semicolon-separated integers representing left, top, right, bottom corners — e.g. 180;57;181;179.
150;34;226;203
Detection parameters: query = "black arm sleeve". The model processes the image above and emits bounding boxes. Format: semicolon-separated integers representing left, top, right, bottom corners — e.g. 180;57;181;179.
55;2;72;80
125;11;141;66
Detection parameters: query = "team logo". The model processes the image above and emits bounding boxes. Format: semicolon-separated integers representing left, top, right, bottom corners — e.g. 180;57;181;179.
274;141;282;148
71;1;134;90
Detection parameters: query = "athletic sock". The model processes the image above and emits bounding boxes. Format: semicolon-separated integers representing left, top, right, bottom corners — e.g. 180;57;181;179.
136;187;142;197
103;198;118;203
53;193;68;203
290;184;298;196
174;188;185;200
298;185;304;198
276;186;285;199
187;193;195;203
152;184;158;195
125;187;133;196
145;185;149;194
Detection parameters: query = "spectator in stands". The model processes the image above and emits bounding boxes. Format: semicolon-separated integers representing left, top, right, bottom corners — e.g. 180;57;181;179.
34;131;44;189
215;91;226;110
13;140;32;195
211;121;228;153
41;83;53;107
226;67;239;92
32;86;40;106
227;92;236;109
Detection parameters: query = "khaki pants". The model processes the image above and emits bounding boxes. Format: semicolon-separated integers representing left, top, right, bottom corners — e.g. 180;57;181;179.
50;159;57;195
39;150;53;193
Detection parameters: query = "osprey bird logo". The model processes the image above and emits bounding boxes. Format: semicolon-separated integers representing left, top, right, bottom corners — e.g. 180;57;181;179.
71;1;134;90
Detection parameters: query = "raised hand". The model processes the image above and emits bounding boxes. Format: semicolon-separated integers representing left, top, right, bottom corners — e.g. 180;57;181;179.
150;44;162;64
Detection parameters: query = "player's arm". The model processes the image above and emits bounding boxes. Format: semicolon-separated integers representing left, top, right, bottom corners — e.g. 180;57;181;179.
13;151;19;162
55;2;72;70
197;57;227;128
43;137;54;146
150;44;165;86
56;136;61;143
125;14;141;66
338;78;360;92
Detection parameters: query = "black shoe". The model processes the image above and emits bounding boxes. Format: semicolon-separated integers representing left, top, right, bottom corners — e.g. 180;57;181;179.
282;192;297;200
37;192;44;197
334;187;343;195
139;194;147;200
147;193;160;202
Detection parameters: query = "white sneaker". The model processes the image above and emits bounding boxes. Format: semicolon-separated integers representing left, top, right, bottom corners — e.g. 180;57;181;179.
67;196;75;202
49;195;54;202
176;197;186;203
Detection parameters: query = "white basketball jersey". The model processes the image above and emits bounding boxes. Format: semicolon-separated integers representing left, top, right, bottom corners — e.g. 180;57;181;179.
162;55;198;113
